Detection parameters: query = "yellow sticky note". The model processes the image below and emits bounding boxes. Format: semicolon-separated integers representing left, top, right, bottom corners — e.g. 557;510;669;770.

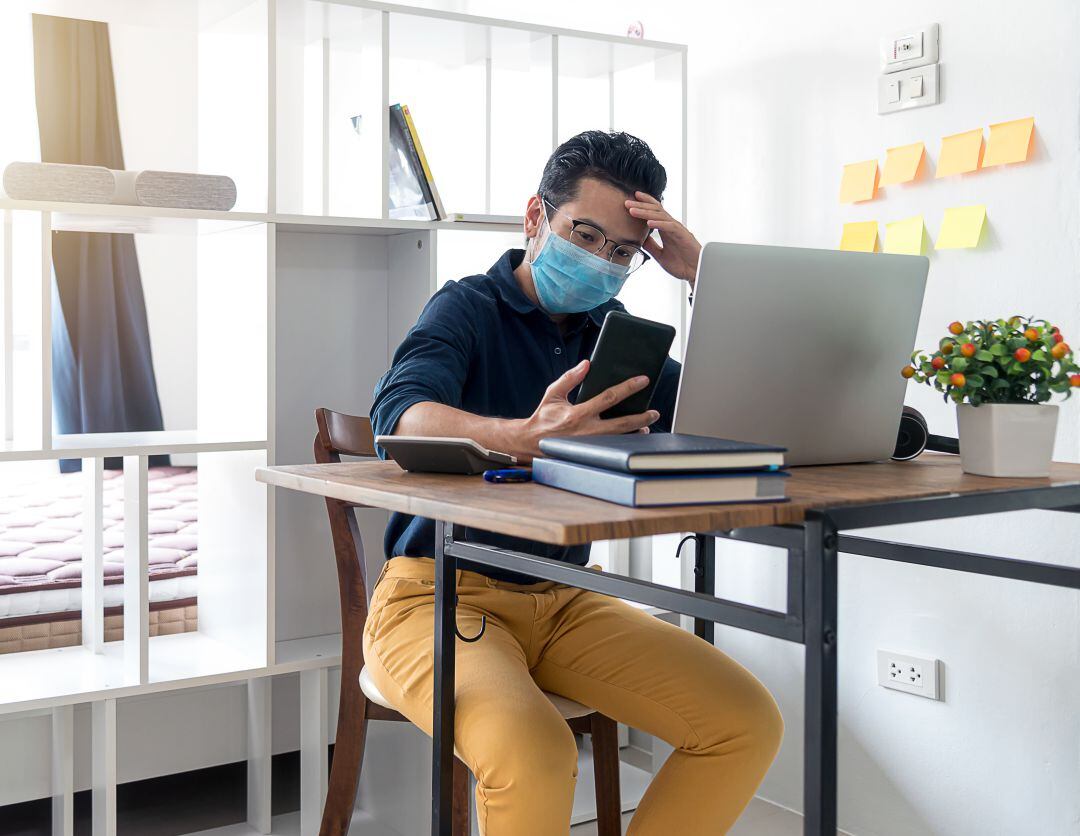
839;160;879;203
884;216;928;255
982;117;1035;167
880;142;925;186
936;206;987;249
840;221;879;252
936;129;984;177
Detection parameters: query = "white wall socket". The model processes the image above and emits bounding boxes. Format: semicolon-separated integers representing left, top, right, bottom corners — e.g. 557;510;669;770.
877;649;942;700
880;23;940;73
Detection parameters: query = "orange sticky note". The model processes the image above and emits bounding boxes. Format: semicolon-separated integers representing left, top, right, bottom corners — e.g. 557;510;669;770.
840;221;879;252
982;117;1035;167
936;129;984;177
884;216;928;255
839;160;879;203
880;142;925;186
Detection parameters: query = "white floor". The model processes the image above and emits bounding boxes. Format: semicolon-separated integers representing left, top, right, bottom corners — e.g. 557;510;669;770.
569;796;805;835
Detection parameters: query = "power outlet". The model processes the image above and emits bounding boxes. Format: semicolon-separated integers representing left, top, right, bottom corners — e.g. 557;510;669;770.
877;650;942;700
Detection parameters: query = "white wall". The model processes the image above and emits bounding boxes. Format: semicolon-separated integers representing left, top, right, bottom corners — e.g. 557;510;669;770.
681;4;1080;834
464;2;1080;834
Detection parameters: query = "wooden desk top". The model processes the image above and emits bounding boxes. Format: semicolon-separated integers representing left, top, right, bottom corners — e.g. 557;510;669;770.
256;455;1080;546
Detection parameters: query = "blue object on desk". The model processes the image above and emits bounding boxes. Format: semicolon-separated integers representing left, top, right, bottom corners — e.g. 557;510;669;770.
483;468;532;483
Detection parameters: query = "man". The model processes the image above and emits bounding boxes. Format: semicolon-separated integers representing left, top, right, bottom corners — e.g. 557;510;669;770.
365;131;782;835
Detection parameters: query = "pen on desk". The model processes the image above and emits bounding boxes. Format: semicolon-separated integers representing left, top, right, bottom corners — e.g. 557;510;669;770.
483;468;532;483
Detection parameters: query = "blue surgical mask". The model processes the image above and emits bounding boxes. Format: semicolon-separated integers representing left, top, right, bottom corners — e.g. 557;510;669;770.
527;208;630;314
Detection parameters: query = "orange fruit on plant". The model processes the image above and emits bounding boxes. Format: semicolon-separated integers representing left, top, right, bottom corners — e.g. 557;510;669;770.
1014;347;1031;362
1024;328;1039;341
960;342;976;357
931;356;946;370
1071;374;1080;388
1053;332;1064;344
941;342;955;354
901;366;916;379
949;373;966;387
948;321;964;335
1051;342;1070;360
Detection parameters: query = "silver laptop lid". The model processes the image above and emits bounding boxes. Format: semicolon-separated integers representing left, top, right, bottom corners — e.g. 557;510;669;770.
674;242;928;466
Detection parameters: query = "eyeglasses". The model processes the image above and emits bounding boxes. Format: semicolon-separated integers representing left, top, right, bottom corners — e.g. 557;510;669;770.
541;196;651;274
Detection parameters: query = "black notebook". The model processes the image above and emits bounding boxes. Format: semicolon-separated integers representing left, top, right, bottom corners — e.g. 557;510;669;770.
537;433;786;473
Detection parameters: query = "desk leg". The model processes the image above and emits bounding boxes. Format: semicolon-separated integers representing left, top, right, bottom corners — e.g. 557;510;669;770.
432;521;457;836
803;512;838;835
692;533;715;644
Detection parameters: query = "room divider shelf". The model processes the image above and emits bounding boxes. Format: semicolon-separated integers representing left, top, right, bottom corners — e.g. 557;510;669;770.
0;1;687;832
0;632;344;717
0;431;269;462
1;199;521;236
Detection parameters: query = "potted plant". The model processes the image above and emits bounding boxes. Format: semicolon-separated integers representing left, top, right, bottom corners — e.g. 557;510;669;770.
902;316;1080;477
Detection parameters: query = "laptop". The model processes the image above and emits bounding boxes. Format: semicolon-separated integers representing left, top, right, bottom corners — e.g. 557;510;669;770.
673;242;929;466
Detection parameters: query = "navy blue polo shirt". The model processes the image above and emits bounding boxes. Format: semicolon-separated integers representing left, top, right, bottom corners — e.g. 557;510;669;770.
370;247;682;583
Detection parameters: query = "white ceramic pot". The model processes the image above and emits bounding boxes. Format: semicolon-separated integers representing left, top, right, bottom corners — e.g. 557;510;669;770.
956;403;1059;477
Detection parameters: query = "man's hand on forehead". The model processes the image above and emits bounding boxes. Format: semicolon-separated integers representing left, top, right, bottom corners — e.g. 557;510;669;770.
624;191;703;286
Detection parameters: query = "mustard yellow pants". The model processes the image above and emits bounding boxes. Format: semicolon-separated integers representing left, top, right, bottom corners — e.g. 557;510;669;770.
363;556;784;835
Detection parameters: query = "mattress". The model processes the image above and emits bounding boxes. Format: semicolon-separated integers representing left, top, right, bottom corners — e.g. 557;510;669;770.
0;465;199;653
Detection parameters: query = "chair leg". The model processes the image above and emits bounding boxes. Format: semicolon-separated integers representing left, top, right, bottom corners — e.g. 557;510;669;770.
590;713;623;836
319;660;369;835
452;757;472;836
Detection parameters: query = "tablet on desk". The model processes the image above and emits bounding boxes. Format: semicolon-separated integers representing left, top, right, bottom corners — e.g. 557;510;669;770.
376;435;517;475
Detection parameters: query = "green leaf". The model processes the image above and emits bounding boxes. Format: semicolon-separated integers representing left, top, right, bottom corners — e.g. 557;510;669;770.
989;343;1007;356
951;357;968;372
966;375;985;388
1032;350;1048;362
975;350;994;362
981;365;999;378
992;378;1011;390
935;371;951;384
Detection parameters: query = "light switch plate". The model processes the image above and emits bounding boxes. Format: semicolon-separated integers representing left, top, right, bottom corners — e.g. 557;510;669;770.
881;23;939;73
878;64;939;114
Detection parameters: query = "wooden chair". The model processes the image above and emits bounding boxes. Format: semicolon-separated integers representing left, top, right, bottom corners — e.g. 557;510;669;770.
312;407;623;835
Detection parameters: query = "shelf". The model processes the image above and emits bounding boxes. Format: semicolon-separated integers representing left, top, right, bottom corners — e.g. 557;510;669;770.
274;212;522;235
0;632;261;716
323;0;687;54
273;633;343;671
0;632;345;716
0;431;269;462
0;198;267;235
0;199;520;236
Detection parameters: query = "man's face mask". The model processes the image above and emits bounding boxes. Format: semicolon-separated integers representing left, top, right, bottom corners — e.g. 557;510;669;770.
527;200;632;315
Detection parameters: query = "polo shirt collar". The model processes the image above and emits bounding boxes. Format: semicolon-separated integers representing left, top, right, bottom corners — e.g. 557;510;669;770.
489;248;623;326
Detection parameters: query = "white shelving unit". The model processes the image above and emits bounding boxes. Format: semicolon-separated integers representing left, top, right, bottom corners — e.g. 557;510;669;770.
0;1;686;833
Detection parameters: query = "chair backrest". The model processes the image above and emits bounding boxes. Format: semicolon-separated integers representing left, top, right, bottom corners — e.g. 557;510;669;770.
313;407;378;679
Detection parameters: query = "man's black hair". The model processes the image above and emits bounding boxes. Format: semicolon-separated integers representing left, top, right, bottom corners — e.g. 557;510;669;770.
537;130;667;209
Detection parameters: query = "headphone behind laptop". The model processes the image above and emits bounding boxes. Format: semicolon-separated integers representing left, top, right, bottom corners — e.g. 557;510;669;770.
892;406;960;461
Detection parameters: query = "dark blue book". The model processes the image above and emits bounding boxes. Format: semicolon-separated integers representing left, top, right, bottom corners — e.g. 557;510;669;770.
538;433;785;474
532;457;790;507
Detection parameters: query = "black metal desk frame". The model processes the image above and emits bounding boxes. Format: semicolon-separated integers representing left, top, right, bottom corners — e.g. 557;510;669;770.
429;482;1080;835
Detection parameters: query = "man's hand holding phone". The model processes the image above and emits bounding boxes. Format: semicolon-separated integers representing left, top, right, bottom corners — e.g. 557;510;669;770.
518;359;658;461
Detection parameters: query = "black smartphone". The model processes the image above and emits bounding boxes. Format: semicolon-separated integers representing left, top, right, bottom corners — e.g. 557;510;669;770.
576;311;676;419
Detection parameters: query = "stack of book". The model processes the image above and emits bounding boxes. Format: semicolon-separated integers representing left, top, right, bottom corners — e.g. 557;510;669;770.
532;433;789;507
